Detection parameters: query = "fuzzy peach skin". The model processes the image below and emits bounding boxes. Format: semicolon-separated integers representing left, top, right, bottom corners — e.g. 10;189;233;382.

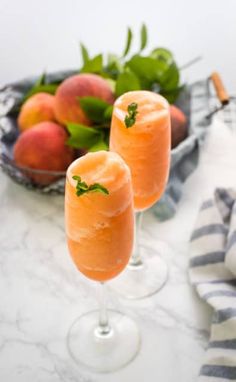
54;73;115;126
13;122;75;185
17;93;56;132
170;105;187;148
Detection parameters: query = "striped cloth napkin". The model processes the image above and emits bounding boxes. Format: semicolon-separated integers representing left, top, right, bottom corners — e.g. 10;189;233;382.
190;188;236;381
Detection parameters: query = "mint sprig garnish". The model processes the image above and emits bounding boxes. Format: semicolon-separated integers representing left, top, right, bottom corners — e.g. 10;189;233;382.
124;102;138;128
72;175;109;197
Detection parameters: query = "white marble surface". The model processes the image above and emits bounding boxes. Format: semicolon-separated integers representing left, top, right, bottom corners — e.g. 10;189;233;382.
1;116;236;382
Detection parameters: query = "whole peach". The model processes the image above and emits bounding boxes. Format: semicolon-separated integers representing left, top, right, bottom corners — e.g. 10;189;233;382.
170;105;188;148
18;93;56;132
54;74;115;126
13;122;75;185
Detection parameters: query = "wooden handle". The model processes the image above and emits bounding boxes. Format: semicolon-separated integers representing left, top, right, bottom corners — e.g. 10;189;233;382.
210;72;230;105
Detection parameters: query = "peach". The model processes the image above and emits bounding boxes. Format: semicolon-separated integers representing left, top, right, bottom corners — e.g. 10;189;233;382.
13;122;75;185
18;93;56;132
170;105;188;148
54;74;115;126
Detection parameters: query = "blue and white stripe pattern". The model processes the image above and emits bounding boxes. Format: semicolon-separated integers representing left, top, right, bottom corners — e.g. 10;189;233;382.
190;188;236;381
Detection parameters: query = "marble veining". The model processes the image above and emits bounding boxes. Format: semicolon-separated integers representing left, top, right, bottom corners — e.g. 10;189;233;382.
0;116;235;381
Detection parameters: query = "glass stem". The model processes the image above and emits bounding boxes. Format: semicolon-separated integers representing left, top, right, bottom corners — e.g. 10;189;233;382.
95;282;111;337
129;211;143;267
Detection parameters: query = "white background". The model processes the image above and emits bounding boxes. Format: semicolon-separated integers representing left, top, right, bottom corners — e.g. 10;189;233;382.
0;0;235;91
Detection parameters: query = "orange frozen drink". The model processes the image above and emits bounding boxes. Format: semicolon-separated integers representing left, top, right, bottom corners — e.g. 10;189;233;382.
110;91;171;210
65;151;134;281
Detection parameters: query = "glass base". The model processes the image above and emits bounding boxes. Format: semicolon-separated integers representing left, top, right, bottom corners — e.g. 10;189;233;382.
109;248;169;299
67;310;141;373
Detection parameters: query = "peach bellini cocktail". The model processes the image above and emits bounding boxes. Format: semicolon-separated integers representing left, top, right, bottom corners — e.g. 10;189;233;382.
110;90;171;299
65;151;140;372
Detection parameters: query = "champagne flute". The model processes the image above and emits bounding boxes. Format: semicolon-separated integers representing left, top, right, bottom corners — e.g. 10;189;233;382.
109;91;171;299
65;151;140;372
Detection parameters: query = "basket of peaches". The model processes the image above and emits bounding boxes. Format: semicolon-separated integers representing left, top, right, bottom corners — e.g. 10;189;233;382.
0;25;188;193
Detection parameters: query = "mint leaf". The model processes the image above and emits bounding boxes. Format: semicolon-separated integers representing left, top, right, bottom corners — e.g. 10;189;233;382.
80;54;103;74
77;182;88;191
72;175;81;182
124;102;138;128
124;116;135;128
80;43;89;65
88;183;109;194
122;27;133;57
78;96;111;123
72;175;109;197
140;24;148;52
115;71;141;97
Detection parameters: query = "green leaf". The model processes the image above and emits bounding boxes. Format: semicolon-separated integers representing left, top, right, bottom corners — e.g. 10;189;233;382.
149;47;180;100
23;84;58;102
35;72;46;87
78;96;111;123
22;71;52;102
126;56;168;89
161;85;184;104
89;138;108;152
159;62;180;91
72;175;81;182
80;54;103;74
107;54;118;66
124;102;138;128
122;27;133;57
78;182;89;191
140;24;148;52
80;43;89;65
103;105;113;121
115;71;141;97
72;175;109;197
66;123;103;149
150;48;173;65
88;183;109;195
66;123;108;151
126;54;180;102
105;78;116;92
104;54;123;80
